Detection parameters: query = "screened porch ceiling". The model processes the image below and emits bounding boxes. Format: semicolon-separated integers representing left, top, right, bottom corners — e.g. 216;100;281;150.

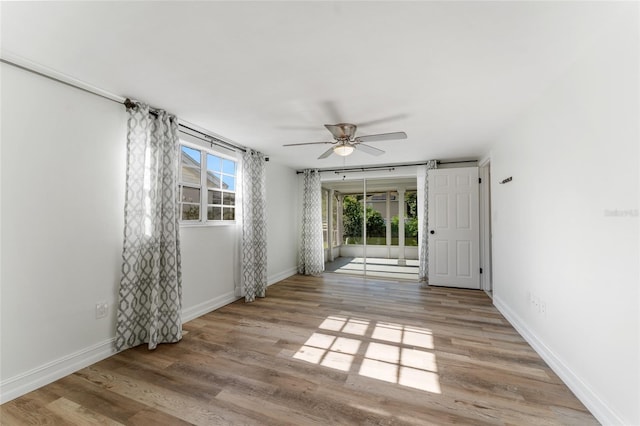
322;178;417;195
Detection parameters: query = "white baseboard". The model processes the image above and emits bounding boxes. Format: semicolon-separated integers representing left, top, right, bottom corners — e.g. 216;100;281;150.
493;295;626;426
0;280;292;405
182;291;239;323
0;291;239;404
267;266;297;287
0;337;116;404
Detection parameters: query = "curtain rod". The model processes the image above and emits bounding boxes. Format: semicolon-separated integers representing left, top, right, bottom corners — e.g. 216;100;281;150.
178;122;246;153
123;98;246;153
178;125;236;153
1;57;123;105
295;159;477;174
1;56;247;153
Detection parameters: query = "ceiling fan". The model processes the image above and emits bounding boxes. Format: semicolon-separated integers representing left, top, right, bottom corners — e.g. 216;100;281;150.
282;123;407;159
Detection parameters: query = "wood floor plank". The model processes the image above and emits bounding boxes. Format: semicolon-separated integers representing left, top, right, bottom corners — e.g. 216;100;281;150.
1;274;597;425
45;397;125;426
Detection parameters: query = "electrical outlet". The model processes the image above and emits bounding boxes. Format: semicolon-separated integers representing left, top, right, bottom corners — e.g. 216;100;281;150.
540;301;546;316
96;302;108;319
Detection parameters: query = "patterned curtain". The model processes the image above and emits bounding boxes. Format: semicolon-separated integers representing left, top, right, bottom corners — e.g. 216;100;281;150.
241;149;267;302
115;101;182;351
419;160;438;286
299;169;324;275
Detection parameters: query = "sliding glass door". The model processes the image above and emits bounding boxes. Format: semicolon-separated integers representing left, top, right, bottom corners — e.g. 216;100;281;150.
323;177;419;281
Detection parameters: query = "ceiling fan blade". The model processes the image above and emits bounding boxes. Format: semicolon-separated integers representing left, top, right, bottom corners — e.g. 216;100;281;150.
357;114;408;128
355;143;385;156
321;100;343;124
282;141;333;147
276;125;323;131
318;147;335;159
356;131;407;143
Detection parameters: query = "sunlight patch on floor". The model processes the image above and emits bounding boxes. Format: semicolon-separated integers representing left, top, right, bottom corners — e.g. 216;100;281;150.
293;332;361;372
324;257;420;281
293;315;441;394
320;315;370;336
372;322;434;349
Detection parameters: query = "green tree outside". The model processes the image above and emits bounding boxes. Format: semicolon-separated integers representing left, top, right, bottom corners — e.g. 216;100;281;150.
342;192;419;246
342;195;386;244
342;195;362;244
390;191;419;246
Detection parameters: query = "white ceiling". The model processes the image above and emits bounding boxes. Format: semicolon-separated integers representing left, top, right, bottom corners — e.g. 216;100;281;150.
1;1;628;169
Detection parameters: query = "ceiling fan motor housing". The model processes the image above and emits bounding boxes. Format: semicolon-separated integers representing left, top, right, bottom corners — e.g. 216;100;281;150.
329;123;358;140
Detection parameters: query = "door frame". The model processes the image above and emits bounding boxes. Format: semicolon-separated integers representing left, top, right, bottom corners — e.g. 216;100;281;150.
479;157;493;297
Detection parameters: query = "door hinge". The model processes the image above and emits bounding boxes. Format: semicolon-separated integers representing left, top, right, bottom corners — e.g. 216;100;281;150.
479;178;482;184
480;268;483;274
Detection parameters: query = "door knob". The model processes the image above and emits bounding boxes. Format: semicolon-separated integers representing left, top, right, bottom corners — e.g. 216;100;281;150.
430;230;435;234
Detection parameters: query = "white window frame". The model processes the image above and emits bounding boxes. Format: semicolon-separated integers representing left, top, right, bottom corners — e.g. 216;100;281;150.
179;139;239;227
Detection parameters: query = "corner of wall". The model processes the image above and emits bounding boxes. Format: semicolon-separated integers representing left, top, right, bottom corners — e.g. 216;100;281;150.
493;296;627;425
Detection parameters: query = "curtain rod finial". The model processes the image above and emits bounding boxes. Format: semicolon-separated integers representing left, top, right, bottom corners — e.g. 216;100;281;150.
124;98;136;110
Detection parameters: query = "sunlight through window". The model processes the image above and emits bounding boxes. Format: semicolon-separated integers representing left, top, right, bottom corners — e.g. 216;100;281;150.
293;316;442;394
319;316;345;332
321;351;353;372
366;342;400;364
293;333;361;372
305;333;335;349
331;337;361;354
399;367;441;393
401;347;437;371
343;318;369;336
360;358;398;383
371;322;403;343
319;316;370;336
293;345;325;364
403;326;434;349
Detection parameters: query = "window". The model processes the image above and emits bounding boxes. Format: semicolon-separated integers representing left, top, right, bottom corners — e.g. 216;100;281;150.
206;152;236;221
404;190;418;246
322;190;341;249
341;190;417;246
179;144;237;223
180;146;202;221
342;194;364;245
365;193;387;246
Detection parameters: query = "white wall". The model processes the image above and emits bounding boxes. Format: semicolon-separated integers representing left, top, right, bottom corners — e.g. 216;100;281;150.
177;135;241;322
265;160;299;284
1;63;127;401
0;63;299;402
180;225;239;322
489;8;639;425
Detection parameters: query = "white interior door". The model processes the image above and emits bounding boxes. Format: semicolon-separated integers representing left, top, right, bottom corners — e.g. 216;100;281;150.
428;167;480;289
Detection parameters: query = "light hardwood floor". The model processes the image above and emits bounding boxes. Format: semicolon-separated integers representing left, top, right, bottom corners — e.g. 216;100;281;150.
0;274;597;425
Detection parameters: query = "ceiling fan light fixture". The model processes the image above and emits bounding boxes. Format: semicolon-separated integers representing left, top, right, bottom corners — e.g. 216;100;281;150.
333;144;354;156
